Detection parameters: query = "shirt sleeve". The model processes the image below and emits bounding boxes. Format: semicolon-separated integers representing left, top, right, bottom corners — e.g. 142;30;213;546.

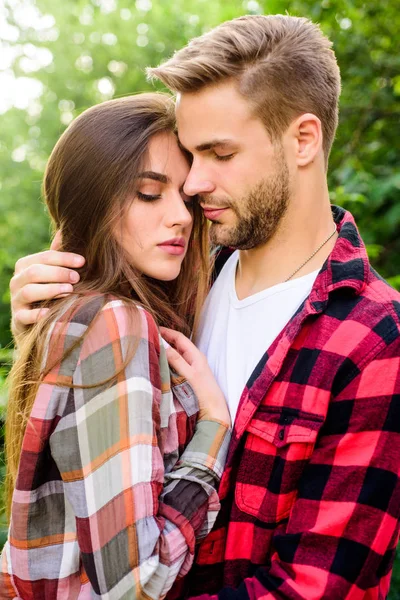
189;335;400;600
49;300;231;600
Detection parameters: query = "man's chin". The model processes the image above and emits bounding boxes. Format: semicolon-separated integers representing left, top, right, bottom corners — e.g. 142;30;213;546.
209;222;231;247
210;230;240;248
210;224;260;250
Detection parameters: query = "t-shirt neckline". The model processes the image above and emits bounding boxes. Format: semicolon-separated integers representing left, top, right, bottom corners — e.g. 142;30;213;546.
229;251;320;308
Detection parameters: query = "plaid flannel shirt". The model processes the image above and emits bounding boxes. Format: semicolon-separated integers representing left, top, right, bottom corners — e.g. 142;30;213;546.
1;298;230;599
184;206;400;600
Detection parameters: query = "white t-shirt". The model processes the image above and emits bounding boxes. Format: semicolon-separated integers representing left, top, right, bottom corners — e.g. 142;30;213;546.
197;250;319;421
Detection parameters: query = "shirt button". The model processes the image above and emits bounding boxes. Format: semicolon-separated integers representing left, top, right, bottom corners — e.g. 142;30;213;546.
278;429;285;441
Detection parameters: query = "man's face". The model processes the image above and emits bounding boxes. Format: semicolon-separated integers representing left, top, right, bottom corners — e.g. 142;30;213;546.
175;81;292;250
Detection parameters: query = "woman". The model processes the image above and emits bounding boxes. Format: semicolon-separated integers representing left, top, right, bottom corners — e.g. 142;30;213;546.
2;93;231;599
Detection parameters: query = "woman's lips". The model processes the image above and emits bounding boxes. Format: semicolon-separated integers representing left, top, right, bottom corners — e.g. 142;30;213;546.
157;238;186;256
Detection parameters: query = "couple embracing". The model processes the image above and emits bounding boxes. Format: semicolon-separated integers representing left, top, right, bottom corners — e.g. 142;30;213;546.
3;14;400;600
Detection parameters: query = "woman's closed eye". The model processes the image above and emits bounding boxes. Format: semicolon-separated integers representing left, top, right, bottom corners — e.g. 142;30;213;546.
137;191;194;206
137;191;162;202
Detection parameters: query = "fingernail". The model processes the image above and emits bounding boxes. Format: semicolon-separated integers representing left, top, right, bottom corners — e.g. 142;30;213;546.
73;256;85;266
69;271;79;283
61;284;73;293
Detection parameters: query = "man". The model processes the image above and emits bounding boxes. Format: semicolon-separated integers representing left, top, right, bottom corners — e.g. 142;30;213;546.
10;15;400;600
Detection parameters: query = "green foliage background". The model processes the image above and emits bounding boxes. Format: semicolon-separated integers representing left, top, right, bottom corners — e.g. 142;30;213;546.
0;0;399;595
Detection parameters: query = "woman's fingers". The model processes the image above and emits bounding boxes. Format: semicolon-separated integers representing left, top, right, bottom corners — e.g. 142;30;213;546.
160;327;199;364
161;330;230;426
165;346;191;379
159;327;188;347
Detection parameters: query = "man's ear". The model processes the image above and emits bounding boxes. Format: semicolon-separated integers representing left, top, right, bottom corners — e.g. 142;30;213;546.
290;113;322;167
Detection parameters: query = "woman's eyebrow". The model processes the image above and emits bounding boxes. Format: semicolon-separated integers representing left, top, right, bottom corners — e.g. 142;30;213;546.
137;171;170;183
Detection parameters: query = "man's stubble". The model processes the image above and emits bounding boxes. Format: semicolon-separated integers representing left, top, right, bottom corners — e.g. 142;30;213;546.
205;147;291;250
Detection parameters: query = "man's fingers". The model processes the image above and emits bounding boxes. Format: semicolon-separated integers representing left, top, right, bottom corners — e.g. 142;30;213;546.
50;230;63;251
14;250;85;274
13;307;50;327
14;283;73;308
10;265;80;294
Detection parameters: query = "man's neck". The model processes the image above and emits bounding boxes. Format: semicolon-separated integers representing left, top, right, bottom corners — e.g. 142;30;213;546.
235;193;336;301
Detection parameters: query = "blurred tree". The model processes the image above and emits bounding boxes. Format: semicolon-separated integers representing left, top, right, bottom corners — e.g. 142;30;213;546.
0;0;399;594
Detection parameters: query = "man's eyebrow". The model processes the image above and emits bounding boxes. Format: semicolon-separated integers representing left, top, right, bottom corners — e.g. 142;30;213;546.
177;138;236;153
137;171;170;184
194;139;236;152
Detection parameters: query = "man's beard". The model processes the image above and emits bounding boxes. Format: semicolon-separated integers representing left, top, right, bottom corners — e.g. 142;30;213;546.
204;153;291;250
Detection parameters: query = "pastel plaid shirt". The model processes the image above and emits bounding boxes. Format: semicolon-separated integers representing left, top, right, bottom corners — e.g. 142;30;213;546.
1;298;231;599
183;207;400;600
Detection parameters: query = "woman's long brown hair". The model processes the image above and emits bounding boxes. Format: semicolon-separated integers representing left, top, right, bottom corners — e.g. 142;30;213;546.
5;93;211;516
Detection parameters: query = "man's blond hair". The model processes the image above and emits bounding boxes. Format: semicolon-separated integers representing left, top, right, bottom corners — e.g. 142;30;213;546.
148;14;341;163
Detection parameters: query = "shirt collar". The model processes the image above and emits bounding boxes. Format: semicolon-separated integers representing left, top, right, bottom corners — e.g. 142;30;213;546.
308;206;369;311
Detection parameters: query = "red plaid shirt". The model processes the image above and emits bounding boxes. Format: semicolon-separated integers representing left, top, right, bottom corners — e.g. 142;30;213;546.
183;207;400;600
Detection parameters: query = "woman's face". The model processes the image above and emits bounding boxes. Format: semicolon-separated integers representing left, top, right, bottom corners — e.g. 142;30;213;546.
117;132;194;281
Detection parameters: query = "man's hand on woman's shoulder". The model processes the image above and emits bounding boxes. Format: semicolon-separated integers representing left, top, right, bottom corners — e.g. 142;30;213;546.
10;238;85;339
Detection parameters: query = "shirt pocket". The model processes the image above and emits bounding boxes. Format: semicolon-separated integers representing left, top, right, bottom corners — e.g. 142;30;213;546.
171;374;199;417
195;526;227;568
235;408;324;523
171;373;199;452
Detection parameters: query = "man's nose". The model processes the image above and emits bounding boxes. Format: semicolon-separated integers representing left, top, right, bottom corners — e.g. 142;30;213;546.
183;163;215;197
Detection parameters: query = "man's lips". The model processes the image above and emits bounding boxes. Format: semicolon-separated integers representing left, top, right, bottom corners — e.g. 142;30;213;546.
201;207;228;221
157;237;186;256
